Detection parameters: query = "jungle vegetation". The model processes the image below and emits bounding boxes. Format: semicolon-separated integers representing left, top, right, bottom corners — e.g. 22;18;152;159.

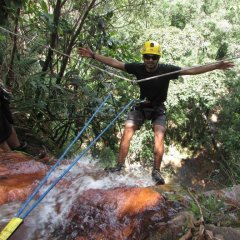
0;0;239;184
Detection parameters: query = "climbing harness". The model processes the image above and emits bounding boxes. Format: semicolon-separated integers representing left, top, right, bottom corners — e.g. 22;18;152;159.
0;91;134;240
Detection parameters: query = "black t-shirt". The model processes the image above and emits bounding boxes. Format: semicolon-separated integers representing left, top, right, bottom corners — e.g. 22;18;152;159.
125;63;181;105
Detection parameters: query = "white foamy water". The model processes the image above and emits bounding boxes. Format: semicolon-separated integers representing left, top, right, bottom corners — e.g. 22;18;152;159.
0;156;155;239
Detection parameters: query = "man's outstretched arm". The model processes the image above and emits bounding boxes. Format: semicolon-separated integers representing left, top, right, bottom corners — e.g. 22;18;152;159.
180;60;234;75
78;47;126;71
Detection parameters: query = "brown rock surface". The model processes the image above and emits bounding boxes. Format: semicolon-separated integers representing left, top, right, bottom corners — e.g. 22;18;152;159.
0;150;48;205
60;187;181;240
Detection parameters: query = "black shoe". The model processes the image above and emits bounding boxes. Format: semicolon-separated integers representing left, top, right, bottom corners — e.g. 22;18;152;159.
152;169;165;185
104;163;124;173
12;141;28;151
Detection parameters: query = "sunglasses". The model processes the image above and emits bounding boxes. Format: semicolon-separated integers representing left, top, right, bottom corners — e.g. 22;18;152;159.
143;54;160;60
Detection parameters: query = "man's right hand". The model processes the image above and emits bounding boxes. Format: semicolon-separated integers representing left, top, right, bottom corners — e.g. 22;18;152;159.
78;47;125;71
78;47;95;59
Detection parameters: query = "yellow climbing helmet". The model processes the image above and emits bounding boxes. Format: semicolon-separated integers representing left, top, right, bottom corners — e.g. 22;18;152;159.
141;40;161;56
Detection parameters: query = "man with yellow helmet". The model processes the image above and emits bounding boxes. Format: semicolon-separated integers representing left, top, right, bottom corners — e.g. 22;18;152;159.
79;41;234;185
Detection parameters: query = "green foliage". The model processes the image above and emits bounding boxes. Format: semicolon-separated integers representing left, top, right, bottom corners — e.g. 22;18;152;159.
170;3;197;30
5;0;24;9
166;71;227;153
189;195;227;224
0;33;6;64
97;146;116;167
214;75;240;183
128;122;154;167
215;42;228;60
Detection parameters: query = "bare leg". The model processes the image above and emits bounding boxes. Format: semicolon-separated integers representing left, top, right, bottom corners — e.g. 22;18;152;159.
151;124;166;184
153;125;165;170
6;126;21;149
117;123;137;165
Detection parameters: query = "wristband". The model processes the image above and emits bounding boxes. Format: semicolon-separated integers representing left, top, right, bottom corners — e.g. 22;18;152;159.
92;53;96;59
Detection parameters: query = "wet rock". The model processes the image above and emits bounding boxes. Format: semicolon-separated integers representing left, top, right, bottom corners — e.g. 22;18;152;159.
53;187;181;240
0;151;48;205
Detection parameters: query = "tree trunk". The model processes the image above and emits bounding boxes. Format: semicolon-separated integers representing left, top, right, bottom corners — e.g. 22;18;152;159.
41;0;63;73
6;8;20;87
56;0;97;84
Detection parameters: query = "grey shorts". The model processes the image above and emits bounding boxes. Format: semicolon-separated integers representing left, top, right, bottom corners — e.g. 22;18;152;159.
126;102;166;128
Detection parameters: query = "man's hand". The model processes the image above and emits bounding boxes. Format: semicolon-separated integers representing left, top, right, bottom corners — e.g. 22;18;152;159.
217;60;235;70
78;47;95;59
78;46;125;71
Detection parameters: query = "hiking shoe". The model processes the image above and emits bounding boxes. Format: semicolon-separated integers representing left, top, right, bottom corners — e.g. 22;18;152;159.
152;169;165;185
13;141;28;151
104;163;124;173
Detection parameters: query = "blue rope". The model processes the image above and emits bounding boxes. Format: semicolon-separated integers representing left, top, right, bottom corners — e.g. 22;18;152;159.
20;99;134;219
16;93;112;218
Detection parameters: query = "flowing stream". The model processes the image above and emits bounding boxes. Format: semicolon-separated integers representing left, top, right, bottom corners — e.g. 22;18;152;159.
1;157;162;239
